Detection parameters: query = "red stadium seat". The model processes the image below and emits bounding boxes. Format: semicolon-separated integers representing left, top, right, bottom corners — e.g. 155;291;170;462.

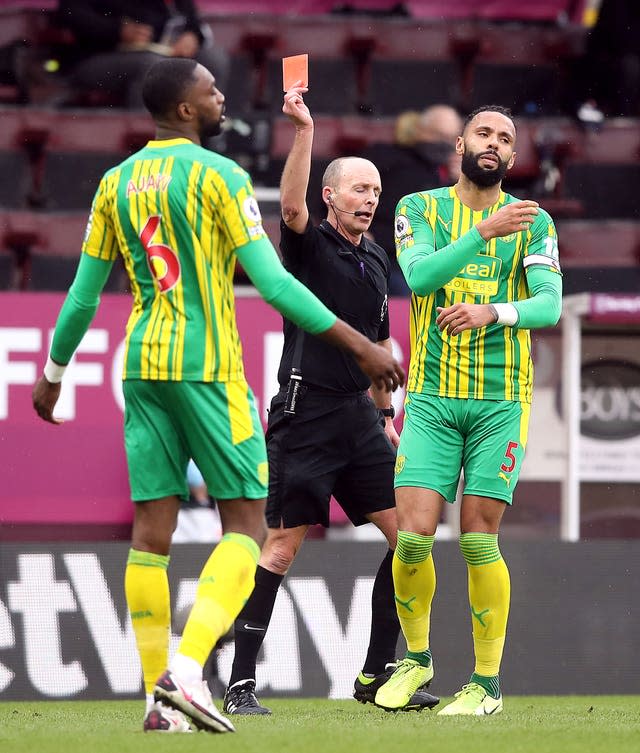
556;220;640;267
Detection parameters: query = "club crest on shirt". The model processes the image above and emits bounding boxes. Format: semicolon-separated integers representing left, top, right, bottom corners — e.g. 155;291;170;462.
394;455;406;476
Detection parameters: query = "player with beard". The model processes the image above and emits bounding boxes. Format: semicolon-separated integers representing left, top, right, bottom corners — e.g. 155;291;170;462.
374;106;562;715
32;58;404;734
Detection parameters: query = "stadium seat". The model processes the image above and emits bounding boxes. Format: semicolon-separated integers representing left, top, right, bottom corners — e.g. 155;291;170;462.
223;55;253;114
556;218;640;294
39;152;123;210
0;150;31;207
579;121;640;164
469;63;563;116
405;0;585;22
366;59;459;114
0;209;86;257
0;208;135;290
238;31;280;110
0;251;12;289
563;164;640;219
556;220;640;267
265;58;358;114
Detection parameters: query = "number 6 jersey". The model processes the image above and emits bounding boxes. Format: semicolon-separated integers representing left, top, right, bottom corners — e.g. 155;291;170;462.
82;137;266;382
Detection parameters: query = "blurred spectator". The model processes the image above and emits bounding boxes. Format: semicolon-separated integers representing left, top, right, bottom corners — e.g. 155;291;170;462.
573;0;640;120
393;109;420;146
362;104;463;294
56;1;229;108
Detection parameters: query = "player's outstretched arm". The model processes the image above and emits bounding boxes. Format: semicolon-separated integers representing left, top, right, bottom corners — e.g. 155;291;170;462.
319;321;405;393
32;253;114;424
237;237;404;392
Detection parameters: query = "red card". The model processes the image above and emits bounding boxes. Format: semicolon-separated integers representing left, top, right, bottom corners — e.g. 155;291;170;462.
282;54;308;91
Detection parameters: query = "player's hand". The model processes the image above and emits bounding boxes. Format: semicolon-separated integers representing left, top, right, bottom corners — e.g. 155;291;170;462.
356;341;405;393
32;376;64;425
436;303;497;336
384;420;400;448
282;83;312;129
476;200;539;241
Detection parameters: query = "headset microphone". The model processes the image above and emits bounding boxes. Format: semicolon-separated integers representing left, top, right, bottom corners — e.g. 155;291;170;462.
329;197;368;217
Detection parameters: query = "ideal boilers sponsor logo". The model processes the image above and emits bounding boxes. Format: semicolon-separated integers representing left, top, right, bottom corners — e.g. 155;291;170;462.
580;359;640;440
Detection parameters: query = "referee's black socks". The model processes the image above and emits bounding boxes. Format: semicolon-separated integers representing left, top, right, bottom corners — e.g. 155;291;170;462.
361;548;400;676
229;565;283;686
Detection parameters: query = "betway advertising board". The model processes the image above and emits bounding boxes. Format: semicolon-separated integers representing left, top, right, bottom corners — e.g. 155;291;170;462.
1;293;640;529
1;540;638;699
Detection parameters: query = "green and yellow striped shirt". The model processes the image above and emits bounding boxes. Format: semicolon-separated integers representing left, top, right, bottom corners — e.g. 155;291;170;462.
82;138;266;382
395;186;561;403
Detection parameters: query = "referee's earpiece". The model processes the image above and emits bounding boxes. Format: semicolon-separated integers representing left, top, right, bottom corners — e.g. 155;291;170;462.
326;192;366;218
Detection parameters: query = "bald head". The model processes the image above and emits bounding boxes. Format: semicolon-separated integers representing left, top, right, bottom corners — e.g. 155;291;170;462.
322;157;380;193
415;105;463;144
321;156;381;233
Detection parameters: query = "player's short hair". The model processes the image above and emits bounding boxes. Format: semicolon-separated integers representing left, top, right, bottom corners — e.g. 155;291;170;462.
142;58;199;119
463;105;516;134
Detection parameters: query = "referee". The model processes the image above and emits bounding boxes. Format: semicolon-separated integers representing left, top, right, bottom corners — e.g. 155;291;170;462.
223;82;438;715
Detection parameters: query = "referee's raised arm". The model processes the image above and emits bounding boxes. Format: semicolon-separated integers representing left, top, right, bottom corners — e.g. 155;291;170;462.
280;82;312;233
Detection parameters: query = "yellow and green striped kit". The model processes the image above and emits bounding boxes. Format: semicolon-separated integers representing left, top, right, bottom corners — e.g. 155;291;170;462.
81;138;266;383
396;186;560;404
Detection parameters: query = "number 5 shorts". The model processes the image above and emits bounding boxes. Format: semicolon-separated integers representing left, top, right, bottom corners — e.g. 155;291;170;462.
123;378;268;502
394;392;531;504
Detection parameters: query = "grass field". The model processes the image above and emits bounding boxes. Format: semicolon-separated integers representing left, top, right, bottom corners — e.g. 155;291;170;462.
1;697;639;753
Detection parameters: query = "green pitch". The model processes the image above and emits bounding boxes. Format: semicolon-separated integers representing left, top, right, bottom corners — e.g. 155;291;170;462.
1;698;638;753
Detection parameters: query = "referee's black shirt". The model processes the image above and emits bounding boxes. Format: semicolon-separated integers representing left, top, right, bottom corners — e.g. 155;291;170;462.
276;218;391;393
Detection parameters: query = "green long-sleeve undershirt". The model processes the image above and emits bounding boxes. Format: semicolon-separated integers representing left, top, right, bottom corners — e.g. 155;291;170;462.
512;265;562;328
398;225;487;297
397;226;562;330
235;236;337;333
50;237;337;366
50;254;112;365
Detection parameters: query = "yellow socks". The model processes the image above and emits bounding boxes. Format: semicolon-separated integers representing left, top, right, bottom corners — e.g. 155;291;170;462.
126;534;261;691
125;549;170;694
178;532;260;666
459;532;510;678
392;531;436;653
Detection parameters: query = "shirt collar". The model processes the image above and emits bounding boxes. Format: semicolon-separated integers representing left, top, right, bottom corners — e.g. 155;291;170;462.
319;219;367;253
145;138;194;149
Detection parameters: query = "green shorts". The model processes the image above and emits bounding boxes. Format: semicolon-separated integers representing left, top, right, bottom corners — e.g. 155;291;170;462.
394;393;531;504
123;379;268;502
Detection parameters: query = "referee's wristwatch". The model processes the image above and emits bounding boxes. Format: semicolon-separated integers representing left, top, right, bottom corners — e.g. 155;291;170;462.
380;405;395;418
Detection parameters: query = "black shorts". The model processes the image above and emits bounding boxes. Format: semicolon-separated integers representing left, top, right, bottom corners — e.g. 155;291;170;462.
265;387;396;529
